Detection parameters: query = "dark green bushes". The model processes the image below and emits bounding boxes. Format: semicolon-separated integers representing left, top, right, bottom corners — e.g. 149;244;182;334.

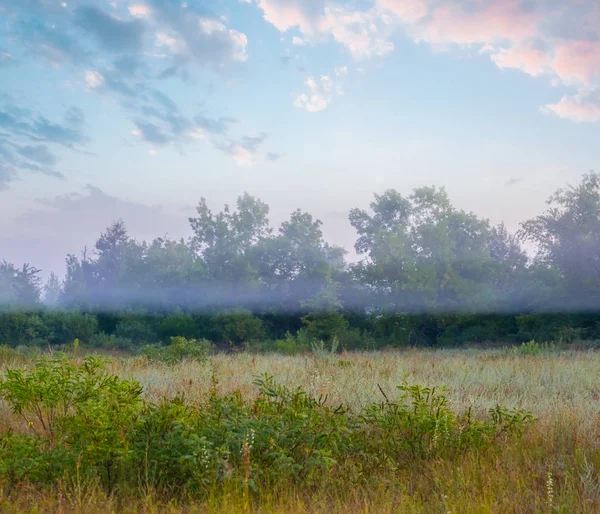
2;309;600;352
0;356;534;500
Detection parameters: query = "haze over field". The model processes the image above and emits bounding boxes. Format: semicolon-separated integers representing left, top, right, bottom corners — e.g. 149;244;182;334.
1;0;599;276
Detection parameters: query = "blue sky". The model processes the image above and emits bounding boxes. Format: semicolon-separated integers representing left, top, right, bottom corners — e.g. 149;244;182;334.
1;0;599;276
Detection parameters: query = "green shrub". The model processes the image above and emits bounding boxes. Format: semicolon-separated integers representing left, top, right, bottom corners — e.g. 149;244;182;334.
359;384;534;464
0;358;534;501
114;318;158;344
44;311;99;345
0;356;143;490
211;310;265;346
157;314;198;340
90;331;133;350
510;339;556;356
141;336;214;364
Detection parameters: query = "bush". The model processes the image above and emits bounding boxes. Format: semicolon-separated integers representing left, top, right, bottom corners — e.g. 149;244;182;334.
359;383;534;463
0;356;143;490
89;331;133;351
0;357;534;501
211;310;265;346
510;339;556;357
114;317;158;344
157;314;198;341
141;336;214;364
45;311;99;345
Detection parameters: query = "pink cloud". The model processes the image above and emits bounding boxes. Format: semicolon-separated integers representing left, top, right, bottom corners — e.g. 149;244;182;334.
420;1;541;46
257;0;325;37
377;0;428;24
544;92;600;123
553;40;600;86
491;42;552;77
255;0;600;123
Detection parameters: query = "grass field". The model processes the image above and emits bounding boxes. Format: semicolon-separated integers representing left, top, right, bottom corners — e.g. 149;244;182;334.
1;346;600;513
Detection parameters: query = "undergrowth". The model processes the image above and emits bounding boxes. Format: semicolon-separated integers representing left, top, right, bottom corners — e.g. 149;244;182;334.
0;354;533;506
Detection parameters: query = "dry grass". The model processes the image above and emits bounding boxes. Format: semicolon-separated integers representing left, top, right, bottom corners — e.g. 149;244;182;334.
2;347;600;513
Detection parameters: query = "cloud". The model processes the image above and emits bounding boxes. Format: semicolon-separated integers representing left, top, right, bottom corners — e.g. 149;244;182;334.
85;70;105;88
320;4;394;59
0;165;18;191
552;40;600;86
129;4;152;18
216;132;269;166
0;0;277;170
491;40;552;77
294;72;345;112
18;19;87;64
0;50;17;68
0;185;189;276
65;107;85;127
76;6;146;53
0;98;88;188
256;0;600;123
257;0;325;37
18;145;57;166
543;89;600;123
257;0;394;60
266;152;282;161
144;0;248;67
133;119;171;145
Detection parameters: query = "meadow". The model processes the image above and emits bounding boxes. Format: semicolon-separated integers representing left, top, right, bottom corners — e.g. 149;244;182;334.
1;345;600;513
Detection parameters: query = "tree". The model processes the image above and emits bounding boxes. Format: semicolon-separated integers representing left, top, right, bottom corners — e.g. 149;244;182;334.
520;172;600;310
189;193;271;290
43;272;63;306
0;261;42;308
349;186;494;313
254;209;346;309
300;271;348;341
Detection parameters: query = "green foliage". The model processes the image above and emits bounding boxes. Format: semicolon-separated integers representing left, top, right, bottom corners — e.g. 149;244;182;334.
157;314;198;340
211;310;265;346
511;340;556;357
360;384;534;464
0;358;533;501
0;356;143;490
310;335;340;358
114;317;157;344
301;272;349;342
89;331;133;350
45;311;99;344
141;336;214;364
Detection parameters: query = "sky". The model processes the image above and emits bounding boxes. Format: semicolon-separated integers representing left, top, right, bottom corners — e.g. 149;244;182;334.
1;0;599;277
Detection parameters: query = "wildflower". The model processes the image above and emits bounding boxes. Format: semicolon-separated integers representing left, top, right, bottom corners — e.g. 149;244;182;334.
546;468;554;509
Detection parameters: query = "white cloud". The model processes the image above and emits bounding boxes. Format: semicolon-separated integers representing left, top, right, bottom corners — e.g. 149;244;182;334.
292;36;306;46
129;4;151;18
229;145;254;166
84;70;104;89
188;128;208;140
257;0;394;60
543;90;600;123
294;72;345;112
256;0;600;123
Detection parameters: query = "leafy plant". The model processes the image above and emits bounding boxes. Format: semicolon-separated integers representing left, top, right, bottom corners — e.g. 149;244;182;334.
141;336;214;364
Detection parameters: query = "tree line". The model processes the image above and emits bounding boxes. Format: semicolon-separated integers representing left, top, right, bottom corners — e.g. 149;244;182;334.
1;173;599;350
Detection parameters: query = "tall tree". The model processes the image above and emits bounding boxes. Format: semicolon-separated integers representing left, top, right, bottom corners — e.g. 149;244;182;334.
189;193;271;290
520;172;600;310
0;261;42;308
